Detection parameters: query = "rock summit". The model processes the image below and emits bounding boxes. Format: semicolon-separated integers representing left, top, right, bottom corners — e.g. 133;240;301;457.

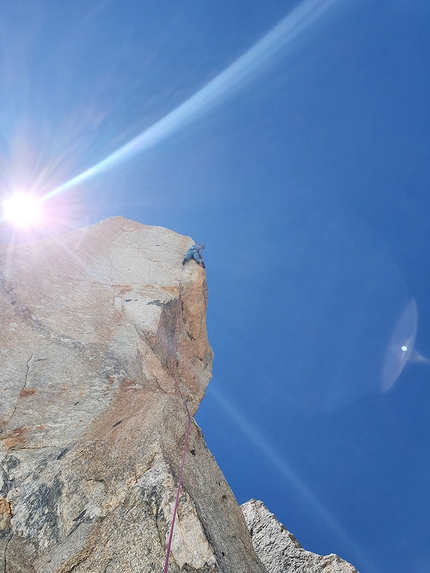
0;217;358;572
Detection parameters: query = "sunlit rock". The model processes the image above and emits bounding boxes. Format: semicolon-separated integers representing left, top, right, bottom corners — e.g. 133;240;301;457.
0;217;263;573
242;499;359;573
0;216;359;572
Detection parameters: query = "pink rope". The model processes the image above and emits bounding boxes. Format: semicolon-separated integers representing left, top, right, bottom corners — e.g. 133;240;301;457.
163;266;192;573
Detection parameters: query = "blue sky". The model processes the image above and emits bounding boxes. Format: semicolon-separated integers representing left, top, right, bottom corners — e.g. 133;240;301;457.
1;1;430;572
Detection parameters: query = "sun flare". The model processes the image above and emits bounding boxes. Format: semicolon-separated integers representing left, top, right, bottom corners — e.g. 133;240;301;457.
2;193;45;228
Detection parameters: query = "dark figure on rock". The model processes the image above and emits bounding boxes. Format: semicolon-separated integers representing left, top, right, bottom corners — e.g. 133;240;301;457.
182;243;206;268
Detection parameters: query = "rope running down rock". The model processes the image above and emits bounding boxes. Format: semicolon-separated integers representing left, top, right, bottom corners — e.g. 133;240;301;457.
163;265;192;573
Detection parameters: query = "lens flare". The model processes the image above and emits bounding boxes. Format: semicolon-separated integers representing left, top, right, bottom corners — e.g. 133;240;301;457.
381;299;417;392
2;193;45;228
42;0;341;202
208;385;381;573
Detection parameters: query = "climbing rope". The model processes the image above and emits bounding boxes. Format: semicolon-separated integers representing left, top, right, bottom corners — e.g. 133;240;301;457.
163;265;192;573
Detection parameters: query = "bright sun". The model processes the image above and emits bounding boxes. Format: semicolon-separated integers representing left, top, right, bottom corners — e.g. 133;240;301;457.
2;193;45;228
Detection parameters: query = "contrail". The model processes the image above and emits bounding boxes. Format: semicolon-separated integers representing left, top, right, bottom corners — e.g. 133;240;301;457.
42;0;341;201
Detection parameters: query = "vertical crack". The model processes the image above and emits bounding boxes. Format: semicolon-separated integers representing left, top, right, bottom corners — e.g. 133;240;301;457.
24;353;34;390
5;352;34;428
3;532;12;573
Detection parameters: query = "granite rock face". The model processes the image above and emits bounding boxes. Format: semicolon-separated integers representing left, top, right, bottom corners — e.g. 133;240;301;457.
0;217;265;573
242;500;359;573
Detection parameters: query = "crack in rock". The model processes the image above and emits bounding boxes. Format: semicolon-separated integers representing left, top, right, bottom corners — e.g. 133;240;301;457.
5;352;34;428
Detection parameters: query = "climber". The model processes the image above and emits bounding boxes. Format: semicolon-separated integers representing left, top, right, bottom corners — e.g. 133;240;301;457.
182;243;206;268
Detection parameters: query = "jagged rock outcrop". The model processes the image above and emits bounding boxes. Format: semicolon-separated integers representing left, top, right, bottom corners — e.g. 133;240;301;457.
242;500;359;573
0;217;265;573
0;216;360;573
